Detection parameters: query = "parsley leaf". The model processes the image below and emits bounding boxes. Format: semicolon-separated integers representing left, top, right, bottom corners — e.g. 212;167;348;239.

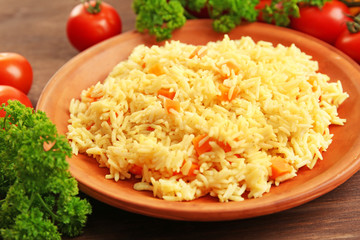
0;100;92;239
209;0;259;32
133;0;331;41
133;0;187;41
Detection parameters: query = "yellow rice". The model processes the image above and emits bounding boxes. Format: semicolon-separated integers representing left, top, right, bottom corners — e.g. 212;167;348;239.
67;35;348;202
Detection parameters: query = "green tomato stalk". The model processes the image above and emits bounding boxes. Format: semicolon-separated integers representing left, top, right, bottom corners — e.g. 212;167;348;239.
82;0;102;14
347;14;360;33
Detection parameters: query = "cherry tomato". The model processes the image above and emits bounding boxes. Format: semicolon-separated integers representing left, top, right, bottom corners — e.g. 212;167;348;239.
335;29;360;63
0;53;33;94
0;85;33;117
290;0;351;44
66;0;122;51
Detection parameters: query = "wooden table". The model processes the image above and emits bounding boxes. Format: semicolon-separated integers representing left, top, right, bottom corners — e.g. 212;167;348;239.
1;0;359;239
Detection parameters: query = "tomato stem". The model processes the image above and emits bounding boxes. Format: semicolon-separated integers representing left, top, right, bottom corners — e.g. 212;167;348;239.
82;0;102;14
339;0;360;8
345;13;360;33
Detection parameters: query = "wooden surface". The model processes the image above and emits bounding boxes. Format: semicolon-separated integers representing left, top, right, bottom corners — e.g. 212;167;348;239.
1;0;360;239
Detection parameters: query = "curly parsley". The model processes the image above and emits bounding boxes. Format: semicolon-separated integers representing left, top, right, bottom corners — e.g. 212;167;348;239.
0;101;91;239
133;0;330;41
133;0;187;41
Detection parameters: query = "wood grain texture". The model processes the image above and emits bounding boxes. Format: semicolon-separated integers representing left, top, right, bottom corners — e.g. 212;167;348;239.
1;0;360;239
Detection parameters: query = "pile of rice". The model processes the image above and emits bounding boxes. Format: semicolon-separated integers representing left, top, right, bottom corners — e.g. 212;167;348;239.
67;35;348;202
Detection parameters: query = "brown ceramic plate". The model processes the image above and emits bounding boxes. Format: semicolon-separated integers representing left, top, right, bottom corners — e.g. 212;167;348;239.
37;19;360;221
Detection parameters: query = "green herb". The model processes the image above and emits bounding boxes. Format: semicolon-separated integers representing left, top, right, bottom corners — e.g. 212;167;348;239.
259;0;331;26
132;0;330;41
133;0;187;41
208;0;259;33
0;100;91;239
304;0;331;7
82;0;102;14
261;0;300;26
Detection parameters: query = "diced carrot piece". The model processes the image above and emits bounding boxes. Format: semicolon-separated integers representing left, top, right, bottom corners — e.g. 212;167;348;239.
148;63;165;76
189;46;207;59
89;97;100;103
86;123;94;130
217;141;232;152
85;86;94;98
217;84;240;101
157;88;176;100
147;126;155;131
270;157;292;180
308;76;317;85
105;112;119;126
230;86;240;101
84;86;101;102
218;60;241;79
217;84;230;101
193;134;212;156
129;164;143;175
140;56;146;68
187;162;199;176
313;147;324;158
225;60;240;75
173;161;200;176
164;98;180;114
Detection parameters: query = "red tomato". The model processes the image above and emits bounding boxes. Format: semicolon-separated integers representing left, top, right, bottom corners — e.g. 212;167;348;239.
0;53;33;94
335;29;360;63
0;85;33;117
66;1;122;51
290;0;351;44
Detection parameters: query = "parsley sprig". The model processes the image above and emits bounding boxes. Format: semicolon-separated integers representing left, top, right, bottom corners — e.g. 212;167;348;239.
132;0;330;41
0;101;91;239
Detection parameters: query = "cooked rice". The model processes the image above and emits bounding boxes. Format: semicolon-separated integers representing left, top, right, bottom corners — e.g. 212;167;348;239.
67;35;348;202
